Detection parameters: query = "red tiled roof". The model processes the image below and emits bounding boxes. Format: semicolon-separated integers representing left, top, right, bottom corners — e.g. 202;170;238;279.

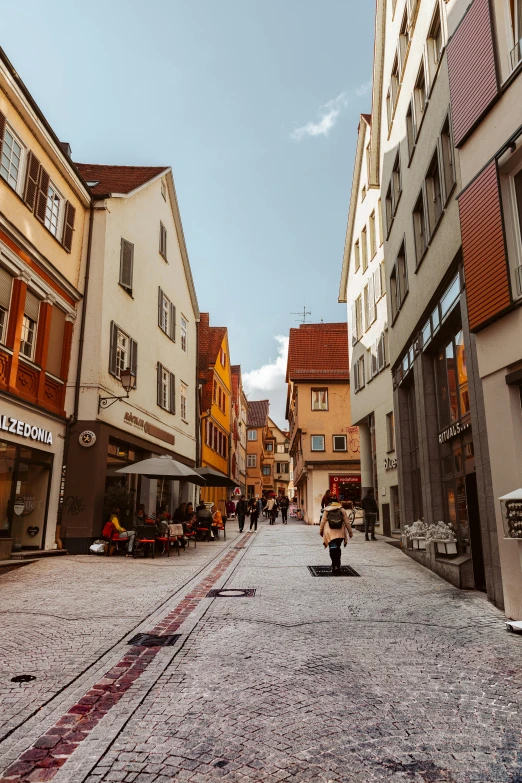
198;313;227;373
286;323;349;382
247;400;269;428
75;164;168;196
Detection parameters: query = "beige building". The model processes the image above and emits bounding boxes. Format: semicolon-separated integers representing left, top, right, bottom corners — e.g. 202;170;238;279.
268;417;291;497
246;399;269;499
231;365;247;495
0;48;90;555
62;164;199;553
445;0;522;617
286;323;360;524
339;113;399;535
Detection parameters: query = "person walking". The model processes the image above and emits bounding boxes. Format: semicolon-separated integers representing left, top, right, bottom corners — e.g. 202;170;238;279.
362;488;378;541
266;495;278;524
279;495;290;524
262;497;268;518
236;495;248;533
248;496;261;531
319;495;353;574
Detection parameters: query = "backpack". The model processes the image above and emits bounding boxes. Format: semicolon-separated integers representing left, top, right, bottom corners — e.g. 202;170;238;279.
102;521;114;539
327;507;344;529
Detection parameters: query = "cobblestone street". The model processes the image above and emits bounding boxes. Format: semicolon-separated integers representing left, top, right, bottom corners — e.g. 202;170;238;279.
1;518;521;783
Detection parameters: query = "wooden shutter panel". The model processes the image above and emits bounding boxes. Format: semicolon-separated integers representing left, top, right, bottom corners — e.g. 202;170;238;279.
169;372;176;414
169;302;176;341
120;240;134;291
158;287;163;330
157;363;162;406
0;268;13;311
130;339;138;383
0;112;5;160
62;201;76;253
23;151;41;213
24;291;40;321
35;168;50;224
109;322;119;376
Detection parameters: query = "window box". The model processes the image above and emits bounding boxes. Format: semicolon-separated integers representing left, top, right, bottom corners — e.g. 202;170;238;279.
434;539;458;556
411;536;426;550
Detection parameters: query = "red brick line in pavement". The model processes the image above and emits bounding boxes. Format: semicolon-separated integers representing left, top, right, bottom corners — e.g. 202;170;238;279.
1;534;252;783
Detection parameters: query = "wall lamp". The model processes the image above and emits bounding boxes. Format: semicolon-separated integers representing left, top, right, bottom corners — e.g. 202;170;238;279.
98;369;136;412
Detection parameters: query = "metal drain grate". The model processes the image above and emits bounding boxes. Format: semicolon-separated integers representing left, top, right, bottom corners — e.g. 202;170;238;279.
128;634;181;647
308;565;360;577
206;588;256;598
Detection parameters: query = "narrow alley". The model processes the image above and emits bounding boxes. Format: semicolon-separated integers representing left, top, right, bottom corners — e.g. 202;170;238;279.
1;515;520;783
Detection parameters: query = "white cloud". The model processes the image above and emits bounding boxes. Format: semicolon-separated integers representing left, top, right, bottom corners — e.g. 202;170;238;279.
290;81;372;142
243;336;289;428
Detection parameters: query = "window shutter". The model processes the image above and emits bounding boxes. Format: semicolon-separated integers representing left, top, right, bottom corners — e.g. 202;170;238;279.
157;363;162;406
35;168;50;224
130;339;138;383
119;239;134;291
374;268;381;301
368;277;375;323
24;291;40;321
62;201;76;252
0;268;13;311
23;151;41;213
169;373;175;414
353;361;359;392
109;322;119;376
169;302;176;341
158;287;163;330
351;303;357;346
0;112;5;160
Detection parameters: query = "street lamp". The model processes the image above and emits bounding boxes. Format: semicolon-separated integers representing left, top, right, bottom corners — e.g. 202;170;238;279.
98;369;136;411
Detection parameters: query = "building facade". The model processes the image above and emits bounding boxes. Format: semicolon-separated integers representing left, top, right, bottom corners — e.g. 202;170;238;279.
246;399;269;499
286;323;360;524
268;417;291;497
446;0;522;617
198;314;232;508
62;164;199;553
0;48;90;554
339;113;399;535
231;365;247;495
375;0;503;605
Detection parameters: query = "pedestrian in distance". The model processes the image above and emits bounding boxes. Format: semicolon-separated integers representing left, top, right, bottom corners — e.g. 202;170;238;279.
266;495;278;524
248;496;261;531
262;497;268;518
362;488;378;541
236;495;249;533
319;495;353;574
279;495;290;524
321;489;332;513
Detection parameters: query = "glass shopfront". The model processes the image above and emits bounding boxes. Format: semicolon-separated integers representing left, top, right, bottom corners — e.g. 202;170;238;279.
0;440;52;550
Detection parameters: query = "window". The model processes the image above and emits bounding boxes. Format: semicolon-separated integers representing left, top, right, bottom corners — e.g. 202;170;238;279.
385;183;393;235
119;239;134;293
377;198;383;245
369;211;377;258
45;182;63;238
0;267;13;345
386;89;393;132
353;354;365;392
391;242;408;321
159;222;167;259
425;150;443;234
116;330;128;377
247;429;257;441
276;444;285;453
364;284;370;331
413;191;427;264
392;153;402;212
386;412;395;452
181;316;187;352
435;330;470;429
380;261;386;296
180;382;188;420
247;454;257;468
361;227;368;272
514;168;522;295
377;330;387;370
311;389;328;410
414;63;427;131
399;9;410;73
354;240;360;272
109;322;137;382
265;442;273;452
262;465;271;476
20;291;40;360
158;288;176;340
157;363;175;413
276;462;289;474
373;266;382;302
311;435;325;451
406;102;416;158
361;185;367;201
220;348;226;367
508;0;522;69
388;54;400;122
0;125;23;191
161;178;167;201
440;118;455;202
333;435;347;452
427;3;443;81
355;295;363;341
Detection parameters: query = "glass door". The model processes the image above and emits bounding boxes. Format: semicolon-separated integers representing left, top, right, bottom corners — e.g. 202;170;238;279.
11;460;51;550
0;443;16;536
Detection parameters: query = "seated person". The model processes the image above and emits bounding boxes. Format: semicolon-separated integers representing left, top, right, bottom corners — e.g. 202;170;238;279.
173;502;186;523
109;506;135;555
196;502;214;540
211;504;224;537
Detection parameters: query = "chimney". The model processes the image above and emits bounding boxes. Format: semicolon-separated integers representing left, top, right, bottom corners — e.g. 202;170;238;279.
60;142;72;158
199;313;210;327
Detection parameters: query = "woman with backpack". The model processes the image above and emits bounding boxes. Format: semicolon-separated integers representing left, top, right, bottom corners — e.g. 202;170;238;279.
319;495;353;574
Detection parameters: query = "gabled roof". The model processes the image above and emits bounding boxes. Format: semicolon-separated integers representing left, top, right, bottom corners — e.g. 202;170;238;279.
286;323;349;382
247;400;269;428
75;164;168;197
198;313;227;373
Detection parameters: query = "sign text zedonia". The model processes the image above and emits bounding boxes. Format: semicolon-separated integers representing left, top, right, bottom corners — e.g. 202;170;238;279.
0;415;53;445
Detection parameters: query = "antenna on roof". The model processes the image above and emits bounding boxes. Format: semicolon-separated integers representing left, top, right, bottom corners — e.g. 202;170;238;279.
291;306;311;324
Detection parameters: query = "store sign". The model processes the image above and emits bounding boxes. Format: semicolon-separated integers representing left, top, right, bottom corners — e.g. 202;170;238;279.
330;475;361;496
123;412;175;446
0;415;52;445
438;420;471;444
384;457;397;470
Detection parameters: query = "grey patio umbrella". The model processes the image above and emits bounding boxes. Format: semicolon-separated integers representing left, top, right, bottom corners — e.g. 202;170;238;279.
116;455;207;485
193;467;239;488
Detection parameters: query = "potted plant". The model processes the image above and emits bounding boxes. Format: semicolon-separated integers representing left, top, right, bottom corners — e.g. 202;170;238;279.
403;519;427;550
426;521;457;555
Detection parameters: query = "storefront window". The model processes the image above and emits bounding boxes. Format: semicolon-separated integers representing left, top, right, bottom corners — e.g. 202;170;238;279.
455;330;470;416
0;443;16;534
436;330;470;429
446;341;459;423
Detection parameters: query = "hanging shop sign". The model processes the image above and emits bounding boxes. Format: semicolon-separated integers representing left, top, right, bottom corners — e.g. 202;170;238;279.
79;430;96;447
0;415;52;445
384;457;397;470
438;419;471;445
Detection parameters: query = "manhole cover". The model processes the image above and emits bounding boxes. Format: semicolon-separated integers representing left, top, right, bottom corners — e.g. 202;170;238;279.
11;675;36;684
206;588;256;598
128;634;181;647
308;565;360;577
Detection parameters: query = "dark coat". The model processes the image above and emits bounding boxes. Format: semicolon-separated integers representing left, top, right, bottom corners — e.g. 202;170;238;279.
362;494;378;513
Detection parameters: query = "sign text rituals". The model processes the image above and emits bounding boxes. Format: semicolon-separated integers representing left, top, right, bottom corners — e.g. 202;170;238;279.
0;415;53;445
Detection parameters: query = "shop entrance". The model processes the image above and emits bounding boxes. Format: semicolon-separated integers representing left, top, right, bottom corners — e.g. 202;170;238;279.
329;475;361;505
466;472;486;591
0;441;52;550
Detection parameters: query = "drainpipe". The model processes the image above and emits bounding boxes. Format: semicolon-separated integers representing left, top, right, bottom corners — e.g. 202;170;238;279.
55;201;94;549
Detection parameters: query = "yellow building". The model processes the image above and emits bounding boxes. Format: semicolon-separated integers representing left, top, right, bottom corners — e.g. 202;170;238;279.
198;313;232;508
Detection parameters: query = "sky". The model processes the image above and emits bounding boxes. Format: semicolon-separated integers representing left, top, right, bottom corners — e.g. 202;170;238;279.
3;1;375;427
